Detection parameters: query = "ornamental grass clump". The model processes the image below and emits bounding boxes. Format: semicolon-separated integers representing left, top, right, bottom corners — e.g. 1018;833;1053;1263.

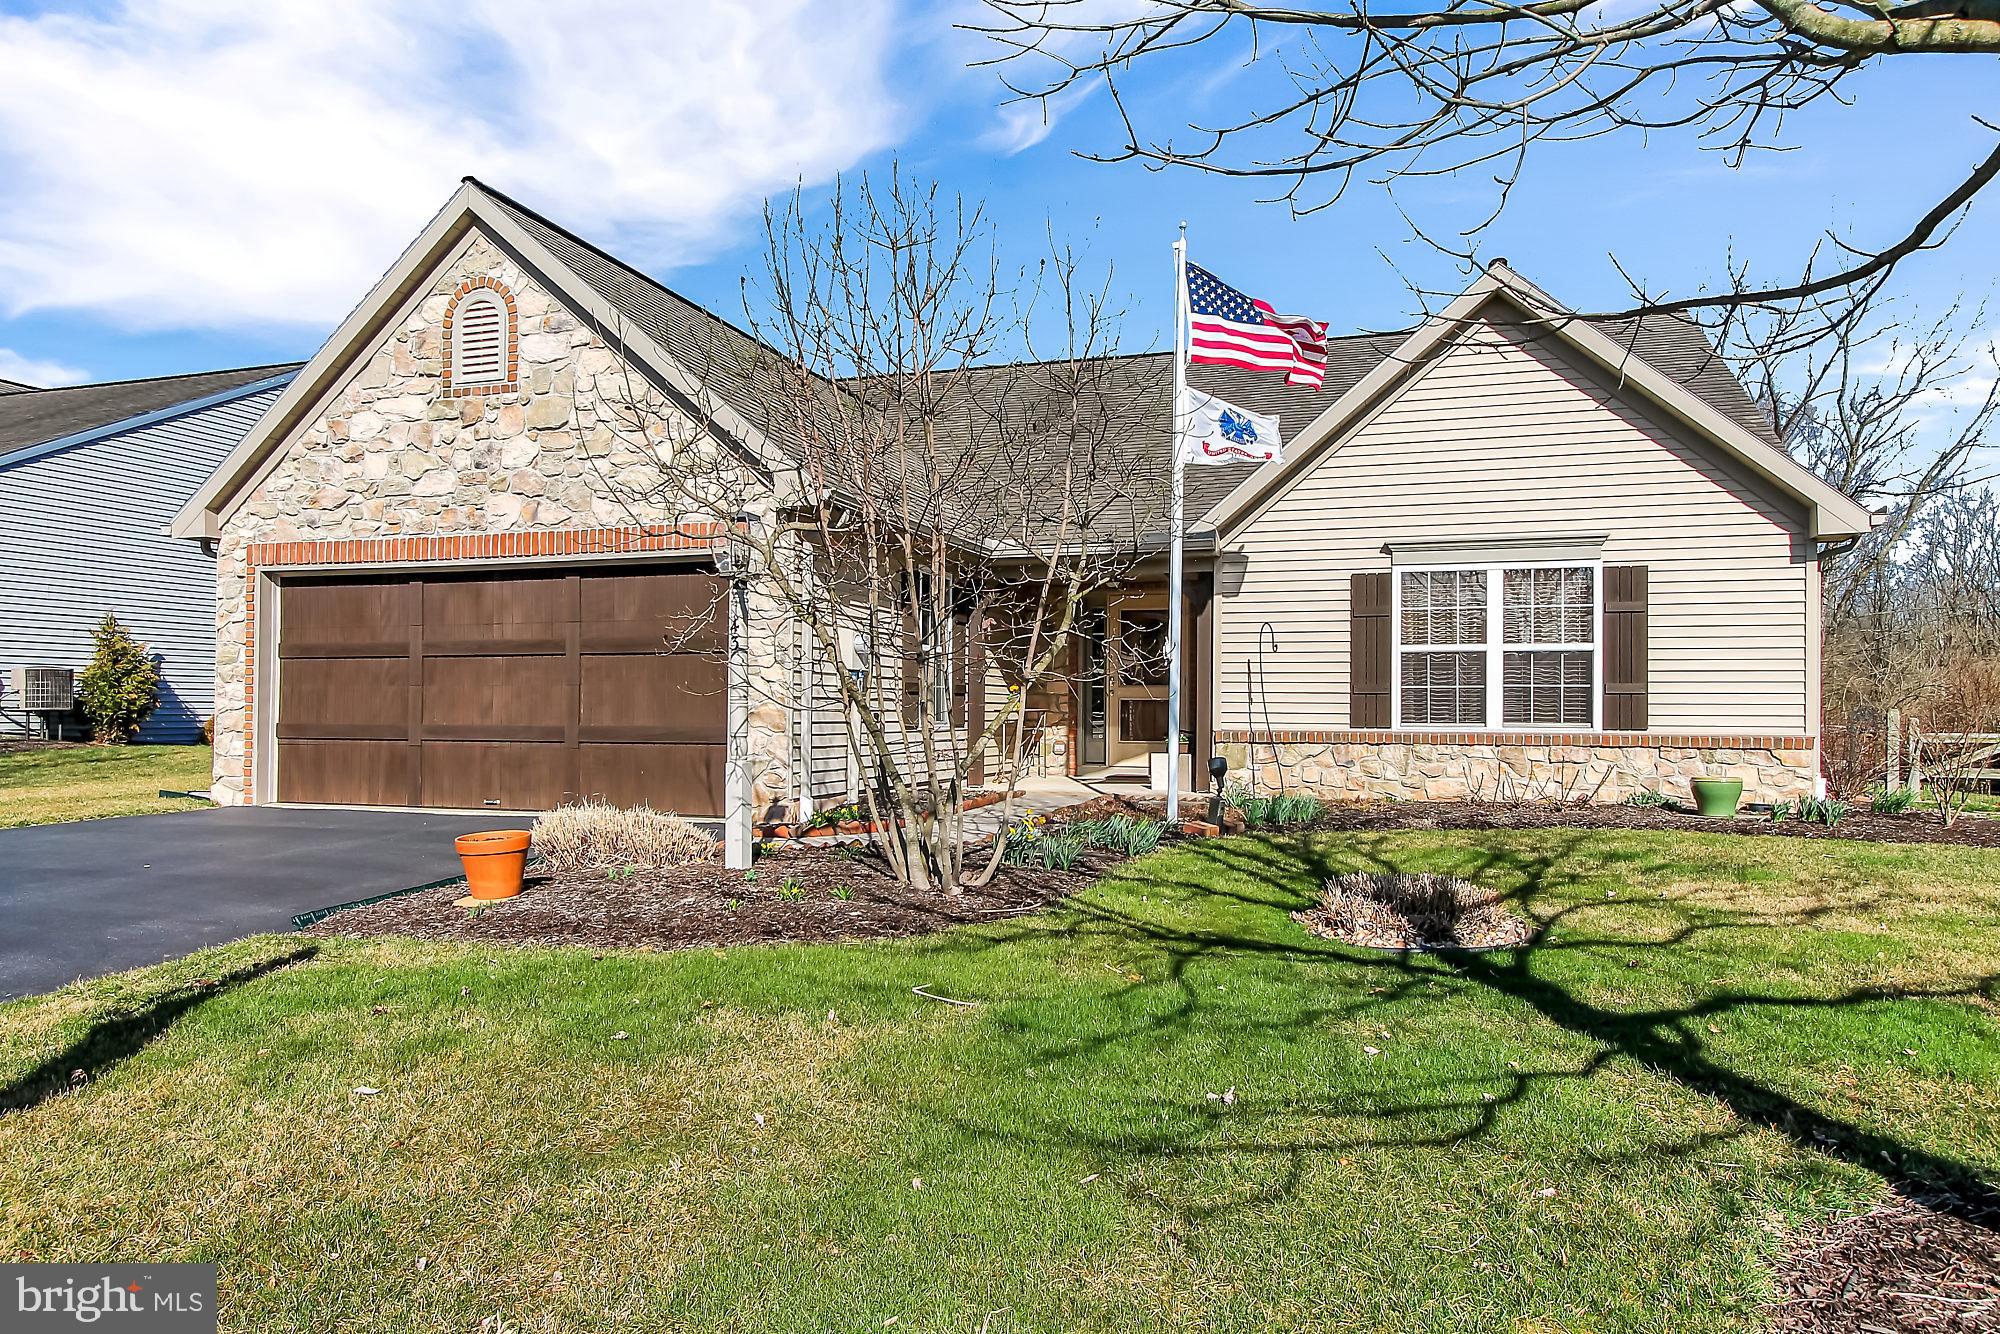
1076;814;1167;857
1000;812;1090;871
1268;794;1324;826
1868;785;1918;815
1225;788;1274;827
1293;871;1534;951
530;799;717;876
1798;796;1851;828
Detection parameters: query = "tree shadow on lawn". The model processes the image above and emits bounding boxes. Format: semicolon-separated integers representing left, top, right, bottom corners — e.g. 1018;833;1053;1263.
932;830;2000;1224
0;944;317;1115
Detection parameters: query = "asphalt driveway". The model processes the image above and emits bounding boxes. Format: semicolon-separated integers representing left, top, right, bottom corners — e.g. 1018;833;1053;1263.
0;806;520;1001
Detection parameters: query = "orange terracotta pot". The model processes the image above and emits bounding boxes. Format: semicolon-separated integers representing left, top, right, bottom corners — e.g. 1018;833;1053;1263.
455;829;532;900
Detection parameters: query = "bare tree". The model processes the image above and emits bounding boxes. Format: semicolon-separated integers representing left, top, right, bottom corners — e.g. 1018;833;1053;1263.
970;0;1999;341
1724;284;2000;624
570;171;1170;893
1913;651;2000;824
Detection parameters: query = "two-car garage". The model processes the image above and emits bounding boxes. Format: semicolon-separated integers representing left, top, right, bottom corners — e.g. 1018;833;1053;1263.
270;565;727;817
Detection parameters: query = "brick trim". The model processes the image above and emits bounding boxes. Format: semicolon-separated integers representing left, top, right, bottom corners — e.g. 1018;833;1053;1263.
1213;728;1815;751
237;523;726;801
441;277;520;398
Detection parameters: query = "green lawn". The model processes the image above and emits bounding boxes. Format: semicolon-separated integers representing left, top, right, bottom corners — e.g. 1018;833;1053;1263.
0;743;212;828
2;829;1996;1331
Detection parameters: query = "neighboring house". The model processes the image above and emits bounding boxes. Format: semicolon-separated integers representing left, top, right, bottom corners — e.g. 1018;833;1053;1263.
0;365;302;741
171;179;1870;863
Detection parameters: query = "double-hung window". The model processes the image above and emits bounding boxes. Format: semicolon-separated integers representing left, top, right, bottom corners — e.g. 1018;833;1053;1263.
1394;562;1598;729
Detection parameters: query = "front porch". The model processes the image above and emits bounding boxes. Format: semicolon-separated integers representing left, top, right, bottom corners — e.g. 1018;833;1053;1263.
1010;567;1217;793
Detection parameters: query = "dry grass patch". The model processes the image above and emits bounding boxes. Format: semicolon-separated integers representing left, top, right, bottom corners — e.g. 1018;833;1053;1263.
530;798;717;876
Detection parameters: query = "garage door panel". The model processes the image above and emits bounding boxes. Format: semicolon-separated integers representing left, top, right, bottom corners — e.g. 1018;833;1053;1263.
424;576;571;655
578;743;724;817
277;740;411;805
280;579;414;657
421;655;570;733
581;570;726;653
420;742;572;811
277;564;723;813
278;658;409;739
580;655;726;742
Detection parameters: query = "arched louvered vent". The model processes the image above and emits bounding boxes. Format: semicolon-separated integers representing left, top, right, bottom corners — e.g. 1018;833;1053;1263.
450;288;510;388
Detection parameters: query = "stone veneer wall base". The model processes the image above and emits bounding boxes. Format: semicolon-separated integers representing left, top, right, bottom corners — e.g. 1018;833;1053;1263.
1213;731;1817;804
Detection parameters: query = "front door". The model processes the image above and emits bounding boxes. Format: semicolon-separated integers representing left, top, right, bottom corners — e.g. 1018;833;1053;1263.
1107;596;1170;765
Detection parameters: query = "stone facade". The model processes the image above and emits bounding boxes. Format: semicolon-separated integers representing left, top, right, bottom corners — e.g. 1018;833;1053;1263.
1214;732;1818;804
210;231;793;813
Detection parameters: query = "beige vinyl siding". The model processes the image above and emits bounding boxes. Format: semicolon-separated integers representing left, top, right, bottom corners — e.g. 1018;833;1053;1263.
1217;319;1813;734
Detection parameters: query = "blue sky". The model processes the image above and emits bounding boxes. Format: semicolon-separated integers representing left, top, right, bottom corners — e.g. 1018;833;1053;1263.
0;1;1993;388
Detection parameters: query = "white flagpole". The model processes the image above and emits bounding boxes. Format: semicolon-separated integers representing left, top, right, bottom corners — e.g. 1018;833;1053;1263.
1166;222;1188;826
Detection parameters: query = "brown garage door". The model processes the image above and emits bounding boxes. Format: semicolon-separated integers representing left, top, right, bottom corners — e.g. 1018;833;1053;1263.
275;566;726;815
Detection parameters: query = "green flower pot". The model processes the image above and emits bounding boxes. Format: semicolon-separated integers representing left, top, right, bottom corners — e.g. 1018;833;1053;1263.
1690;778;1744;819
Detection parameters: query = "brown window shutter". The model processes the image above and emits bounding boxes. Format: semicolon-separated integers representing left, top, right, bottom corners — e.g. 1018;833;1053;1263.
1603;565;1648;731
1349;572;1391;728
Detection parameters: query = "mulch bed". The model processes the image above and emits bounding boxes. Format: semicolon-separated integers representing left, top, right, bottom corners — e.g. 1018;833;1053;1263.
1053;793;2000;849
305;844;1097;950
1770;1192;2000;1331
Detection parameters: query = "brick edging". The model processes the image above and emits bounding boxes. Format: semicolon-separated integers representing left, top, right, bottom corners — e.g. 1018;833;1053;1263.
441;277;519;397
236;523;728;802
1214;729;1815;751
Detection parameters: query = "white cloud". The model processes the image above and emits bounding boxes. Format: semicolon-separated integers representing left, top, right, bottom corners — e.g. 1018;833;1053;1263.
954;0;1160;154
0;348;88;387
0;0;903;331
982;81;1098;155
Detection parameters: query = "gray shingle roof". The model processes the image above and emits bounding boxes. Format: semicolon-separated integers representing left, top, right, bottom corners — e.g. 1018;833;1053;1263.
473;182;796;448
0;363;304;463
0;378;35;396
471;181;1781;537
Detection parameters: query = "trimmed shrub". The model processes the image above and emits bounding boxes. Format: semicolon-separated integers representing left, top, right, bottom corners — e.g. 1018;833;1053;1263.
77;614;160;743
531;799;717;875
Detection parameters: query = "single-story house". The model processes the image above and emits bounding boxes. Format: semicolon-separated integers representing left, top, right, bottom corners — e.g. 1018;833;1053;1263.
0;363;301;741
170;179;1871;861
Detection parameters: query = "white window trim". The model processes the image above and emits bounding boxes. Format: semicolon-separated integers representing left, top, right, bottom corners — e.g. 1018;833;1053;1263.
1389;557;1604;732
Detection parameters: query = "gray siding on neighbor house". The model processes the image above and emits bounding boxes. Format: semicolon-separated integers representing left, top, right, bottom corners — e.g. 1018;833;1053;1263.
0;385;287;742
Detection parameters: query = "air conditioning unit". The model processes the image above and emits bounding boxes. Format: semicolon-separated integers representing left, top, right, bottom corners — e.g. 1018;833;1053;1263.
9;666;74;713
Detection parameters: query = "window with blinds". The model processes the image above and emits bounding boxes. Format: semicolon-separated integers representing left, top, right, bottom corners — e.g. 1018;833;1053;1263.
1398;569;1488;726
1501;567;1594;725
1395;563;1597;729
451;290;510;386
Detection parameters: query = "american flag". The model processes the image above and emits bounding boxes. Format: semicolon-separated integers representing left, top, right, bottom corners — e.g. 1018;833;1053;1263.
1185;262;1328;389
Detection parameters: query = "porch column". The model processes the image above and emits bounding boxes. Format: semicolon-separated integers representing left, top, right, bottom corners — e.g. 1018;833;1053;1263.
1187;572;1215;792
725;578;752;870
